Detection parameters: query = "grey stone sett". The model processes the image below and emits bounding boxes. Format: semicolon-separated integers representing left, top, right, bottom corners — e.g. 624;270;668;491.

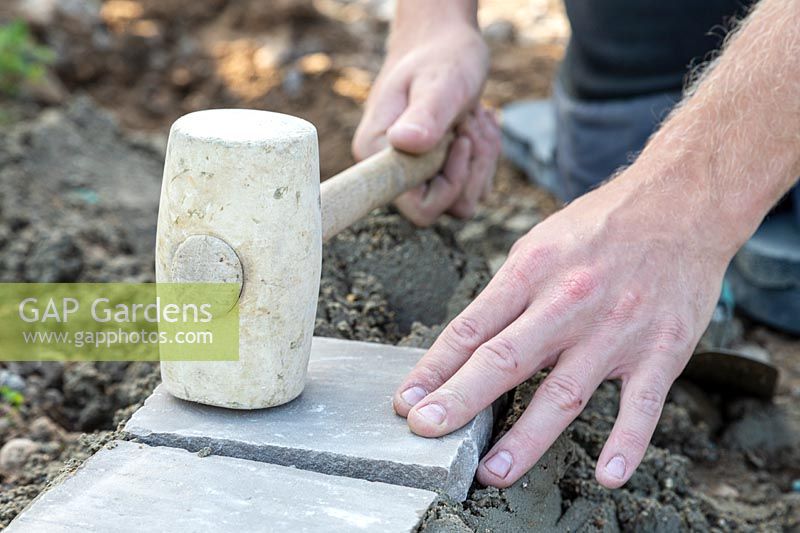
6;441;438;532
126;337;493;500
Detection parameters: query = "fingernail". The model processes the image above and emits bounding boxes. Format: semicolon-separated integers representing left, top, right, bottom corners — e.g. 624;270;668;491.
605;455;626;480
483;450;513;479
400;386;427;407
416;403;446;425
389;122;429;138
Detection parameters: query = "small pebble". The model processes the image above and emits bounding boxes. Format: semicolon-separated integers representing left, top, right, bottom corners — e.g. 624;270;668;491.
29;416;62;441
0;370;26;392
711;482;739;499
504;212;539;233
0;438;39;474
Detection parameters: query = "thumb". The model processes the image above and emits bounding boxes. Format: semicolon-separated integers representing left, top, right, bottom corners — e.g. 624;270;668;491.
388;71;470;154
352;73;409;161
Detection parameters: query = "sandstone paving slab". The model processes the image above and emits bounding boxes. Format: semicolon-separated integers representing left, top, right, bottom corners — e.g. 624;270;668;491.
125;336;492;501
6;441;438;533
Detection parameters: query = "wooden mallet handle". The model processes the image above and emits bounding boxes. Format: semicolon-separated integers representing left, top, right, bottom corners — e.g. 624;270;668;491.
320;134;454;242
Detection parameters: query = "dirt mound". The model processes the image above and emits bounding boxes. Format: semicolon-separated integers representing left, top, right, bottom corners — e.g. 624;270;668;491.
21;0;380;178
0;97;162;283
416;377;799;532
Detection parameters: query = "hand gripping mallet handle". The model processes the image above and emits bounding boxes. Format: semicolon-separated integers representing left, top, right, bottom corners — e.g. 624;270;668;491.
321;133;454;242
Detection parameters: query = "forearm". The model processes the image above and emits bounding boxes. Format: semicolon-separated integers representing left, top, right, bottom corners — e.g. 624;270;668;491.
390;0;478;52
622;0;800;255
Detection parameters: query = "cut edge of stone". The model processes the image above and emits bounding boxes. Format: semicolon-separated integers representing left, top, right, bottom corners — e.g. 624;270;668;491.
126;427;465;498
125;401;492;501
445;407;493;501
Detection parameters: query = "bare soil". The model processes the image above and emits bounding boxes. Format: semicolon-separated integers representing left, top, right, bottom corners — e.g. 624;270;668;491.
0;1;798;530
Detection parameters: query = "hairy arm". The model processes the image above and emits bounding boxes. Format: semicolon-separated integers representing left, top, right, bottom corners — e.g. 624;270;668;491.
393;0;800;491
635;0;800;250
390;0;479;49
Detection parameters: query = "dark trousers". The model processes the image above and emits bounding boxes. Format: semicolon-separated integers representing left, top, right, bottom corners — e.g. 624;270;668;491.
552;80;800;225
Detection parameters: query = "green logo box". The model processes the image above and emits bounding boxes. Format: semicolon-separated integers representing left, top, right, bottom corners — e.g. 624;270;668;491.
0;283;240;362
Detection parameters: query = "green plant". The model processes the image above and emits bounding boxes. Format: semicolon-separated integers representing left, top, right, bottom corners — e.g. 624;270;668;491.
0;20;54;95
0;386;24;408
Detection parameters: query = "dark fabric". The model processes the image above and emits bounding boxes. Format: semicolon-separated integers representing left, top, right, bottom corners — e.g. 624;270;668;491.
560;0;755;100
551;79;799;221
551;79;680;201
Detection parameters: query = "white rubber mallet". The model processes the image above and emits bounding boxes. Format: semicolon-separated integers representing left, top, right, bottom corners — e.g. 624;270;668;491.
156;109;450;409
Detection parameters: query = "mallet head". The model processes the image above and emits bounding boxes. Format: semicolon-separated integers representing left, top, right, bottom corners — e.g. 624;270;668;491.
156;109;322;409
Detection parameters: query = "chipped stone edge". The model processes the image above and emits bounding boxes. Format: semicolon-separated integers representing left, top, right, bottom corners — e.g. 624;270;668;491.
445;407;493;501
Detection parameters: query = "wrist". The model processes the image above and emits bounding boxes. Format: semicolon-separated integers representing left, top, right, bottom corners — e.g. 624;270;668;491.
389;1;479;54
608;155;744;265
616;122;772;261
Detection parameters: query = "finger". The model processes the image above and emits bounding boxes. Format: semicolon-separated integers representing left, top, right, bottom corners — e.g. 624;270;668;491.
481;107;502;154
594;368;674;488
472;107;501;172
387;70;472;154
476;350;606;487
352;72;409;160
393;259;536;416
409;264;600;430
482;173;494;200
406;301;565;437
394;136;471;226
449;110;500;217
448;115;484;218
